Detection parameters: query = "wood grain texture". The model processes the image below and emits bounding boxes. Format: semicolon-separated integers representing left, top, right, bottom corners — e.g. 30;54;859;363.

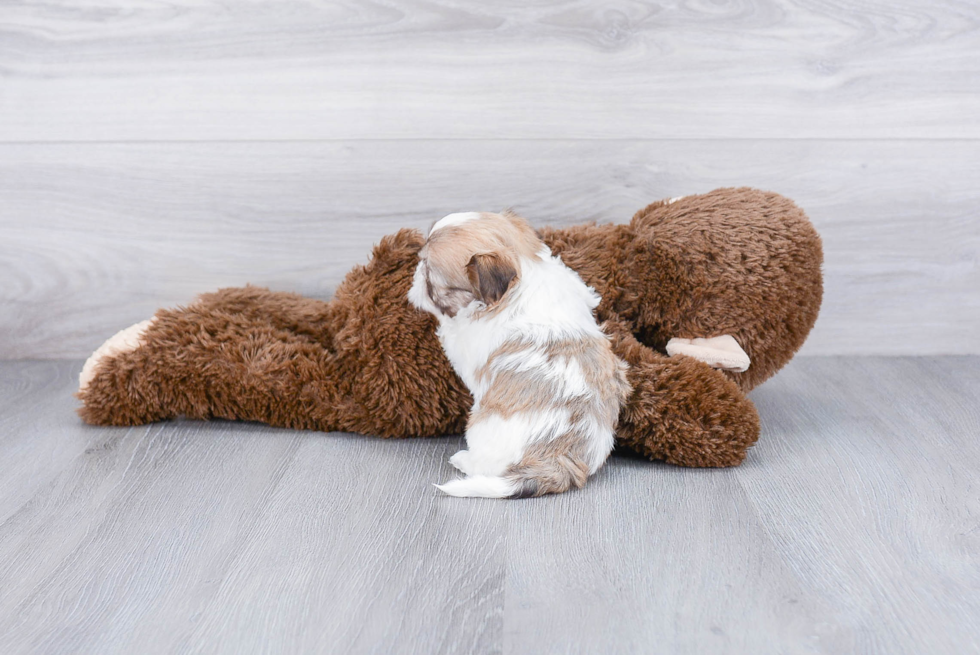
0;357;978;654
503;356;980;654
0;362;503;654
1;140;978;358
0;0;978;140
742;356;980;654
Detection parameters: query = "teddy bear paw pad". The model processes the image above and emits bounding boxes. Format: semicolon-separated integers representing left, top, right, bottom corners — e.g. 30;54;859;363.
78;318;156;392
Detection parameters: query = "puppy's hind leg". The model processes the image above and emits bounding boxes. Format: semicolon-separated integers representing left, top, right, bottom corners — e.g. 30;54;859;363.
449;450;475;475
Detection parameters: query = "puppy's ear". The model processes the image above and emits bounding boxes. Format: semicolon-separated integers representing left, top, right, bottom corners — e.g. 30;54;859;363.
466;253;517;306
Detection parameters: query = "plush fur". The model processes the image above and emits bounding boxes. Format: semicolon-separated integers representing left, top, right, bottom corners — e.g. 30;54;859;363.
77;187;823;467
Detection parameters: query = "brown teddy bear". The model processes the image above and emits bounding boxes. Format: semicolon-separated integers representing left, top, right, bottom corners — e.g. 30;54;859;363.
76;187;823;467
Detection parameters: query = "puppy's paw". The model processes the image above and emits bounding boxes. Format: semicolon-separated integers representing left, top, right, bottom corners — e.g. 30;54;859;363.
449;450;474;475
666;335;750;372
79;318;156;392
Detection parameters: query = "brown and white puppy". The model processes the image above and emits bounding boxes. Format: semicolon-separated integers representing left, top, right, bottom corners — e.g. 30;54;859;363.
408;211;631;498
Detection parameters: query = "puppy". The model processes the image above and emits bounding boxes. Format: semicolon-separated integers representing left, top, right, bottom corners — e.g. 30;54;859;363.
408;211;631;498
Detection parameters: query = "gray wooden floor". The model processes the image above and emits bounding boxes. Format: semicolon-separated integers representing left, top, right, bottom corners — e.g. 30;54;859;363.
1;357;977;654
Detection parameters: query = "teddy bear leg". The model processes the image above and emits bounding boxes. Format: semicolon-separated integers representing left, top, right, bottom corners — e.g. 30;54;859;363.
77;229;472;438
78;318;156;393
606;319;760;467
75;288;347;429
74;289;460;437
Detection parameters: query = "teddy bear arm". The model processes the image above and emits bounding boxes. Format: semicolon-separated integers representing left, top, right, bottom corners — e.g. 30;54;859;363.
603;316;760;467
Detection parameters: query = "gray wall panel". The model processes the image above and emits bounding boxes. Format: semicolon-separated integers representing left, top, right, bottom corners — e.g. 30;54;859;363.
1;0;977;358
1;140;977;358
1;0;977;140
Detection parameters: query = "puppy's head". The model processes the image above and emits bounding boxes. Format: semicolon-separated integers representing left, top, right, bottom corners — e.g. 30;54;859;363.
409;211;542;318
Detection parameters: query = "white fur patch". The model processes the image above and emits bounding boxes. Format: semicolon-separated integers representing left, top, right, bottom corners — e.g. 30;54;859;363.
463;409;573;476
430;211;482;235
78;318;155;391
407;260;438;316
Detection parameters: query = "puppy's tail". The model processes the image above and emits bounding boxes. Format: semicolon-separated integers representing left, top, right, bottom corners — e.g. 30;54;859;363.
435;476;517;499
436;455;589;499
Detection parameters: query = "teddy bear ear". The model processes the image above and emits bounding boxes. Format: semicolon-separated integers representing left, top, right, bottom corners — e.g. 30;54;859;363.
466;252;517;306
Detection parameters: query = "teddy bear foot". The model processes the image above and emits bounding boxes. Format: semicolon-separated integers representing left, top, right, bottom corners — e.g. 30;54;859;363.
78;318;156;392
616;353;760;467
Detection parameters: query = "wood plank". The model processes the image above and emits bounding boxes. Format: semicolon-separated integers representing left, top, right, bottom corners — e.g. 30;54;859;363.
741;357;980;654
1;140;977;358
502;461;856;653
501;356;980;654
1;358;978;653
0;364;503;653
1;0;978;140
0;360;99;524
